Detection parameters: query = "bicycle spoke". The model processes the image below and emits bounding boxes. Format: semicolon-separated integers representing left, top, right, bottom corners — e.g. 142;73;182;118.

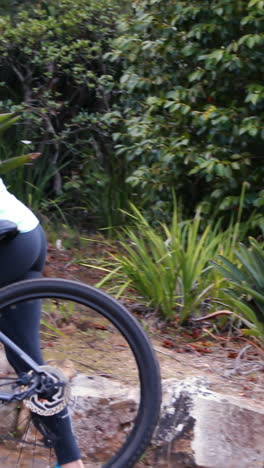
0;397;54;466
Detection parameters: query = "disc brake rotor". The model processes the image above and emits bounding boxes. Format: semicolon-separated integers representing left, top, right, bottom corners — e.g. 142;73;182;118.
22;365;71;416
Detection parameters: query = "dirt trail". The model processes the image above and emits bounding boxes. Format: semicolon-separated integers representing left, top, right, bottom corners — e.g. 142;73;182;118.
44;240;264;407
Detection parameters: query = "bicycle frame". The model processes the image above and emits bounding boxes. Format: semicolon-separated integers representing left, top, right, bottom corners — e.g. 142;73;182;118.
0;329;41;402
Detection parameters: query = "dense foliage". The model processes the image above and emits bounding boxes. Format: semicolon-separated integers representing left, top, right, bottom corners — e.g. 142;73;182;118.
109;0;264;229
0;0;125;225
0;0;263;232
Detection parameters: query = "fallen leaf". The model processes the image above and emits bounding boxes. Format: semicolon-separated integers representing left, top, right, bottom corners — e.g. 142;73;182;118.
162;339;175;349
94;323;107;330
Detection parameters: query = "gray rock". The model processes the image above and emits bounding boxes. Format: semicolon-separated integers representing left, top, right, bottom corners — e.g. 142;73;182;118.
152;377;264;468
0;374;263;468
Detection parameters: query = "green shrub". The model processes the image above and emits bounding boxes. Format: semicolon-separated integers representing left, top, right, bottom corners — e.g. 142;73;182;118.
0;0;127;225
108;0;264;231
214;237;264;341
88;204;227;322
2;0;264;234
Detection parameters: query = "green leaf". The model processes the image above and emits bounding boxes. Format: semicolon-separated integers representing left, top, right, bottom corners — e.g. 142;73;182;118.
0;113;20;134
0;153;41;174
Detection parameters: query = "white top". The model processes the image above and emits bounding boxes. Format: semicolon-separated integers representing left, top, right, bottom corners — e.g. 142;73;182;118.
0;178;39;233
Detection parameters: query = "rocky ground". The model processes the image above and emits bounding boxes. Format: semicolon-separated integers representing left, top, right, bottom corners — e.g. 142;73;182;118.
44;237;264;408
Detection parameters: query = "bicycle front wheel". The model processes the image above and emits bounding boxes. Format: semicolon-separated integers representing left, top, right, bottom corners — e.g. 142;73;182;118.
0;278;161;467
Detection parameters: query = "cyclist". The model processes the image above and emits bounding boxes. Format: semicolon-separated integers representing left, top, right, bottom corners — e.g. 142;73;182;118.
0;177;84;468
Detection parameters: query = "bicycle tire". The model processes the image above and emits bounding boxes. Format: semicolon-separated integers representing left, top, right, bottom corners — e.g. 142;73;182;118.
0;278;161;467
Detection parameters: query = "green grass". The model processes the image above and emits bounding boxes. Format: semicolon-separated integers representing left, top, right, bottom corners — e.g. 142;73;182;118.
84;204;229;322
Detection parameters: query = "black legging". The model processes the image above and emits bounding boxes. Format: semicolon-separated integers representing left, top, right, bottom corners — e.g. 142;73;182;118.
0;224;81;465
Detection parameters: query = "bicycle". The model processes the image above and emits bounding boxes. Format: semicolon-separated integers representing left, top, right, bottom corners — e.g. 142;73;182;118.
0;221;161;467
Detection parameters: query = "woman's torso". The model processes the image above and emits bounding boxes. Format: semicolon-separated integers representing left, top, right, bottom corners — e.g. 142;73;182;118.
0;178;39;233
